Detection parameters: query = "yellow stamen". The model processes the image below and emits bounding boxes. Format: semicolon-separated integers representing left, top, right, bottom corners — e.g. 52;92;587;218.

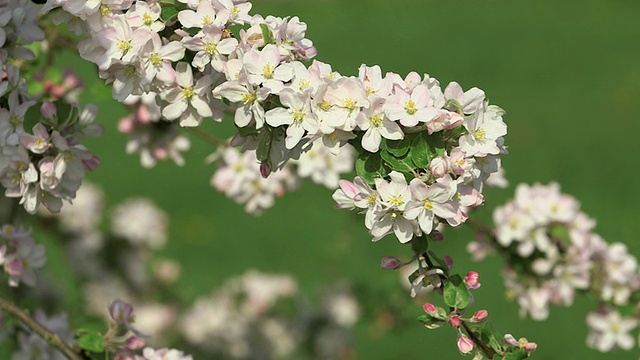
143;13;153;26
204;42;217;55
472;128;486;141
117;39;132;53
262;64;275;79
389;195;404;207
181;86;195;100
149;53;162;66
242;92;256;105
405;100;417;115
100;5;112;16
292;110;305;123
370;114;383;127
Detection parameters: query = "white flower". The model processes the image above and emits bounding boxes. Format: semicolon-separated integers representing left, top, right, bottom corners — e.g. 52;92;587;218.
404;178;457;235
586;310;637;352
355;96;403;153
162;62;213;127
458;104;507;157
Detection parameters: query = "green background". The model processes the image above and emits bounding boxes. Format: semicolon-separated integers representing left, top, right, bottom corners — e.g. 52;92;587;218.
37;0;640;359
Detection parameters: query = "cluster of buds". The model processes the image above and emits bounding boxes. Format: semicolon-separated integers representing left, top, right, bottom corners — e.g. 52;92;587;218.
102;299;192;360
470;182;640;352
0;225;45;287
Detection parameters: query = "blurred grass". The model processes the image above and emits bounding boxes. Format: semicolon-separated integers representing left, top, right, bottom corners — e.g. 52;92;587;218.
36;0;640;359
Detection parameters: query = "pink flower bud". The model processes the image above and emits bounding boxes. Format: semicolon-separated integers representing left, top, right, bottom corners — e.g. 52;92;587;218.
40;102;57;121
444;255;453;269
429;156;448;178
525;342;538;354
82;155;100;171
464;271;480;290
470;310;488;323
457;335;475;354
380;256;401;270
118;117;135;133
449;315;461;328
422;302;437;314
126;336;145;350
50;85;65;98
430;230;444;241
260;162;271;178
153;147;169;160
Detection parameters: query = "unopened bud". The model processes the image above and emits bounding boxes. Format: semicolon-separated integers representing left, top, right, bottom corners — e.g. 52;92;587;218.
449;315;461;328
429;156;448;178
503;334;519;347
380;256;401;270
126;336;145;350
422;302;437;314
464;271;480;290
470;309;488;323
457;335;475;354
444;255;453;269
260;161;271;178
40;102;57;122
430;230;444;241
525;341;537;354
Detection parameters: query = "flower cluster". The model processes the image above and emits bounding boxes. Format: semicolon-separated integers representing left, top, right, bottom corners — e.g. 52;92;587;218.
211;137;354;215
1;0;101;214
471;182;640;352
330;77;506;243
118;93;190;168
0;225;46;287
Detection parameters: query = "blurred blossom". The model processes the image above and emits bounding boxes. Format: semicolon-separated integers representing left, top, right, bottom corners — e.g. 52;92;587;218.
42;182;104;233
179;270;359;359
586;310;638;352
111;198;168;249
11;310;73;360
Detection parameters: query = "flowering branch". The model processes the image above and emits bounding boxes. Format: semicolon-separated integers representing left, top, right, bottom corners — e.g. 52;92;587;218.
461;320;495;359
0;293;84;360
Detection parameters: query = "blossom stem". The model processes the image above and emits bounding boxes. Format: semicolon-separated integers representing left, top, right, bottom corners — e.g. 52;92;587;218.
0;293;85;360
461;319;495;359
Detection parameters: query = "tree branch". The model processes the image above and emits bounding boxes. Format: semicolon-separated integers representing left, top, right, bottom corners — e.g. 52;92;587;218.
0;293;84;360
462;320;495;359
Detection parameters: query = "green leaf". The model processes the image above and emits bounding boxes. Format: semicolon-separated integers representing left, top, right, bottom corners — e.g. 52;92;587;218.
411;236;429;255
236;125;259;137
409;133;430;168
384;137;410;157
503;348;528;360
256;129;273;162
161;6;179;22
76;330;104;353
380;150;415;174
442;274;470;309
260;23;273;44
23;103;43;130
355;153;388;185
416;314;446;329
